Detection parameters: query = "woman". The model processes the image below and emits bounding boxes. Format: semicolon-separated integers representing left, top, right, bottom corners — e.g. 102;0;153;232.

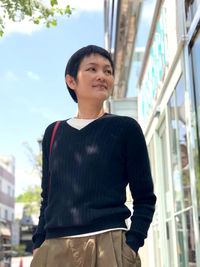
31;45;156;267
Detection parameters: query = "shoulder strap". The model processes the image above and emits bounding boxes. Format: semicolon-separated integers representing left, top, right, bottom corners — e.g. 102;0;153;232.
48;120;61;197
49;120;61;158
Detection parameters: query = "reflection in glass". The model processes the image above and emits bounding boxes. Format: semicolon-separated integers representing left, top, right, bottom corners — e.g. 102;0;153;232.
189;30;200;233
176;210;196;266
169;76;192;212
185;0;198;27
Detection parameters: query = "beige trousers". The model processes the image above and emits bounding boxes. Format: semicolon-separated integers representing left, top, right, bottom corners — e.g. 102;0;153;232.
30;230;141;267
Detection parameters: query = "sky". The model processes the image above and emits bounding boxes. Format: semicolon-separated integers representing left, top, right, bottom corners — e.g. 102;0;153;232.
0;0;105;196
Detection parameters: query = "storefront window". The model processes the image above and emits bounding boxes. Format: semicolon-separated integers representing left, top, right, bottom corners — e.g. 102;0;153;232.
189;29;200;231
148;137;162;266
127;0;156;97
176;209;196;266
168;75;196;266
169;76;192;212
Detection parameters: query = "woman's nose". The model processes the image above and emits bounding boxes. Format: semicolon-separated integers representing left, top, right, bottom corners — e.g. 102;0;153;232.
96;71;106;80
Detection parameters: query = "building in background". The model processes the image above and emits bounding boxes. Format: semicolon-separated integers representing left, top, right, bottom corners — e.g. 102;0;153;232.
105;0;200;266
13;203;38;254
0;156;15;265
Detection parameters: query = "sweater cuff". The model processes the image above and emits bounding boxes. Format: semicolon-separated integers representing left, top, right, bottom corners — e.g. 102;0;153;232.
33;235;45;250
125;231;144;253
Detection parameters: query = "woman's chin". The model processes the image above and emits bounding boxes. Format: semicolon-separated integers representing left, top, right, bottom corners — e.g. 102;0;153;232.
94;91;110;100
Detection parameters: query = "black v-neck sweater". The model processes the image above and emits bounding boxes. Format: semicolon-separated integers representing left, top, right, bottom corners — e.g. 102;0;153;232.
32;113;156;252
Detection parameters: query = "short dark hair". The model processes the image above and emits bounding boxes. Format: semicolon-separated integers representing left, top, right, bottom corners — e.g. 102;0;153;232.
65;45;114;103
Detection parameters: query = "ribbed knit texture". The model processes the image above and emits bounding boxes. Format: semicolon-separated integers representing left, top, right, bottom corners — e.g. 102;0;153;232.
32;113;156;253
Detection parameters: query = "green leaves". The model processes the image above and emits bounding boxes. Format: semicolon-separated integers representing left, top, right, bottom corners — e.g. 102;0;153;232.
12;244;27;256
15;185;42;215
33;18;40;24
0;17;4;36
50;18;57;26
0;0;73;36
65;4;71;15
15;185;41;204
50;0;58;6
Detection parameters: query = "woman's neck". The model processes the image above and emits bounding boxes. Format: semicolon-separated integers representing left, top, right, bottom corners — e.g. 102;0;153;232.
75;107;105;119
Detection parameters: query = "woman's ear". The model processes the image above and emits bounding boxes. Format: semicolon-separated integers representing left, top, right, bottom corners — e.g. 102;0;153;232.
65;74;76;90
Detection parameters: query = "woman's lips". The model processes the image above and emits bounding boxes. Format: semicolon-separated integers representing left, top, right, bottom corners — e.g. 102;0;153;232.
93;84;107;89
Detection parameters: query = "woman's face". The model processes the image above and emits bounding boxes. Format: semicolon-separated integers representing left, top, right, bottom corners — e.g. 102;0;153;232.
67;53;114;104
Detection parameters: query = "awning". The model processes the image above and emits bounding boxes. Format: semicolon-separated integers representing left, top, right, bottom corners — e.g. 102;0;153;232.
0;223;11;237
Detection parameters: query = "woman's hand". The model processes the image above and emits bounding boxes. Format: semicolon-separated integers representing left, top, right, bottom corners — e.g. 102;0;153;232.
131;249;136;259
33;248;38;255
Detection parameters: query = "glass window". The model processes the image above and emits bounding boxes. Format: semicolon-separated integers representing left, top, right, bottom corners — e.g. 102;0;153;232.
168;75;197;265
189;29;200;231
5;209;8;220
169;76;192;211
185;0;198;28
7;185;11;196
190;29;200;144
149;137;162;265
127;0;156;97
176;209;196;266
111;99;138;119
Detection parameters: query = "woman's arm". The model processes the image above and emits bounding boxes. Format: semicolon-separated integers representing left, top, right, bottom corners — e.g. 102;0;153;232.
125;118;157;253
32;124;54;249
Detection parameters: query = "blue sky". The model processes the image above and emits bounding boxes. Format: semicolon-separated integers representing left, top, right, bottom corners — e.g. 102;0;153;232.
0;1;104;196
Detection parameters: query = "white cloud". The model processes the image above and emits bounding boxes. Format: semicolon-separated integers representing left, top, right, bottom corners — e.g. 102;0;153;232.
1;0;103;36
59;0;103;12
4;71;17;81
2;17;44;36
27;71;40;81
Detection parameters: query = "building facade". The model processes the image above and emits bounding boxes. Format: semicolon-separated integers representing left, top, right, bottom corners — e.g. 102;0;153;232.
0;156;15;264
105;0;200;266
13;202;38;254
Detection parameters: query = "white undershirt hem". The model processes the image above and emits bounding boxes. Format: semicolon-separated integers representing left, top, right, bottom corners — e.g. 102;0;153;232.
62;228;128;238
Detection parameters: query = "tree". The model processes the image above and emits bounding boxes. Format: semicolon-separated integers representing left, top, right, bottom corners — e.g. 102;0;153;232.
15;185;41;215
0;0;72;36
11;244;26;256
23;141;42;179
15;141;43;215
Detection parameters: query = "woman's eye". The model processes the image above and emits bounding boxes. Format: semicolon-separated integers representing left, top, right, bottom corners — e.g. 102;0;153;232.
87;67;96;71
105;70;112;75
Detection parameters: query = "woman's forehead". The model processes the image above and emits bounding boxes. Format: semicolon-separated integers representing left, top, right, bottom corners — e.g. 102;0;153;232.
80;53;112;67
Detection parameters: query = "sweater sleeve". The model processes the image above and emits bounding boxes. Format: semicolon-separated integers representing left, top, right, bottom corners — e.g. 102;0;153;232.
32;123;55;249
125;119;156;253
